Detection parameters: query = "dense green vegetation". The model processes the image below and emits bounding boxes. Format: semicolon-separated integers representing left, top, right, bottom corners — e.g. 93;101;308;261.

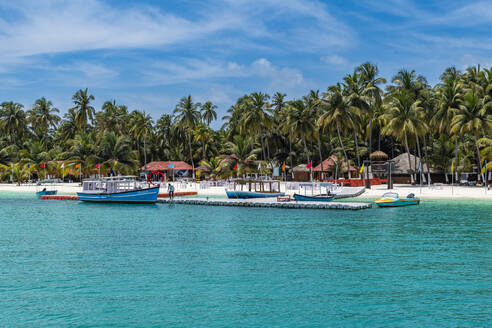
0;63;491;182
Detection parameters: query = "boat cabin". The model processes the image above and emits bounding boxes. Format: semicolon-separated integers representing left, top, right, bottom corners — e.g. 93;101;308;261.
231;179;281;193
82;176;147;194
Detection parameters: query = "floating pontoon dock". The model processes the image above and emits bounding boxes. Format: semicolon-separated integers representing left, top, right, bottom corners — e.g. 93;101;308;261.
158;197;371;210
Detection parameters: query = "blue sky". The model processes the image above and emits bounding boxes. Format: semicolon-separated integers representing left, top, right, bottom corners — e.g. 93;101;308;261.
0;0;491;126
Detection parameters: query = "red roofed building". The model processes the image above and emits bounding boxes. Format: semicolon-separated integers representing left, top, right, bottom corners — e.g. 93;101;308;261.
313;155;359;179
140;161;193;179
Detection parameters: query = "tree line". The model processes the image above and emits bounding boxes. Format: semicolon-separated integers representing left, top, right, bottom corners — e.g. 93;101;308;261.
0;62;491;182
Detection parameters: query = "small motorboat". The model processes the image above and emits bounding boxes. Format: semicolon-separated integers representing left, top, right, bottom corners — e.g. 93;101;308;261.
375;192;420;207
77;176;159;203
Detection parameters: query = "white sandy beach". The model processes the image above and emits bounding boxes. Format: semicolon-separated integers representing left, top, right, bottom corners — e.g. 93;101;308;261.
1;182;491;200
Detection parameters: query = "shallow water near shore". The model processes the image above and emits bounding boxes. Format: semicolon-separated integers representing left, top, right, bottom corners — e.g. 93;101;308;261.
0;193;491;327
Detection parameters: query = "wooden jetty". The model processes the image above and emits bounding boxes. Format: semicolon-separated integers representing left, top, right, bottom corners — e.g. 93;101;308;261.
157;197;372;210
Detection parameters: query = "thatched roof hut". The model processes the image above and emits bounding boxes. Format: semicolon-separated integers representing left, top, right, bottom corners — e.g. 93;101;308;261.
370;150;388;161
390;153;439;174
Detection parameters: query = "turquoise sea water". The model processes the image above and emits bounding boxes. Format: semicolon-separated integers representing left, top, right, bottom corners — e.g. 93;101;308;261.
0;193;491;327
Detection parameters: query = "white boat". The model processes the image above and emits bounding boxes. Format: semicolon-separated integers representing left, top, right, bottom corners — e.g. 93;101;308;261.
77;176;159;203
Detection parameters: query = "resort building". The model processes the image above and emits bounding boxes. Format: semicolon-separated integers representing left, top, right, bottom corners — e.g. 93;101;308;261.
140;161;193;180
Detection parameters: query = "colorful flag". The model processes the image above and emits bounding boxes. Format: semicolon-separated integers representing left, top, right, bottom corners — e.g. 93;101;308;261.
450;162;453;173
481;162;486;175
75;163;81;169
306;162;312;169
281;162;285;172
94;164;100;169
359;163;364;174
168;163;174;169
40;163;45;168
27;163;30;169
61;162;64;169
233;162;238;170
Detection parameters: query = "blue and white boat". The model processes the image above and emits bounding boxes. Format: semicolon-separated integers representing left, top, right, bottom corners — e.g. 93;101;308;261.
225;179;284;199
77;176;159;203
293;182;337;202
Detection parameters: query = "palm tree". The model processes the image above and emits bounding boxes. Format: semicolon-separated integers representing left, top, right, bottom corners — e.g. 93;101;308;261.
63;132;98;177
174;95;201;175
194;123;212;160
0;101;27;145
450;91;491;181
27;97;60;151
71;88;95;130
240;92;272;161
355;62;386;157
318;84;354;178
287;99;314;166
129;110;153;166
272;92;287;114
200;101;217;126
223;135;259;177
98;131;138;175
382;90;426;181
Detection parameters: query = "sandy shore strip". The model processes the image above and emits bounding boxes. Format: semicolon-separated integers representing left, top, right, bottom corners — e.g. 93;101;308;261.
1;182;491;200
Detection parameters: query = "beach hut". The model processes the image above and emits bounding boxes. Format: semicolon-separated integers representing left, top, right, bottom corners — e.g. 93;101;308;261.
313;155;358;180
141;161;193;180
388;153;440;184
293;164;310;181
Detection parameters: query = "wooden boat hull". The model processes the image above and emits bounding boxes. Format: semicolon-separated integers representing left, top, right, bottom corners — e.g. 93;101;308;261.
226;190;284;199
77;186;159;203
293;193;335;202
375;198;420;207
36;190;57;198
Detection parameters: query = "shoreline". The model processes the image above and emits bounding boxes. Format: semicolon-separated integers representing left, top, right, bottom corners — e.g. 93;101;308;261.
0;182;491;201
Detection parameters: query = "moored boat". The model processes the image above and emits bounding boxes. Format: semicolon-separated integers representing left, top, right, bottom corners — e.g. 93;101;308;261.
36;179;58;198
293;182;337;202
77;176;159;203
375;192;420;207
225;179;284;199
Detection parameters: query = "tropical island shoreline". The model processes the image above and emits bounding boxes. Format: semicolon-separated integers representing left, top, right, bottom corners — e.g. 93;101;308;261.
1;182;491;201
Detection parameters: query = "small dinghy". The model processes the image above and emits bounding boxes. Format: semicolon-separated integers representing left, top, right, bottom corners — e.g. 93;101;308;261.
375;192;420;207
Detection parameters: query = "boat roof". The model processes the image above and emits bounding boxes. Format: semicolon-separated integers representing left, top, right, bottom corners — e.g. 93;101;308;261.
83;176;138;182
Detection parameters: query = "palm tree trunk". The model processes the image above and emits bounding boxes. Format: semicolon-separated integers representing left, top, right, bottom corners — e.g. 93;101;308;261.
354;131;360;169
336;121;350;179
404;132;413;183
416;134;422;184
303;135;311;181
423;134;431;186
317;133;323;181
369;115;373;158
474;134;482;182
289;135;294;179
259;130;266;161
188;130;195;178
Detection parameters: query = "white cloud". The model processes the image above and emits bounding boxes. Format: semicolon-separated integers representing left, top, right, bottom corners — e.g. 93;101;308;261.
251;58;305;91
321;55;348;66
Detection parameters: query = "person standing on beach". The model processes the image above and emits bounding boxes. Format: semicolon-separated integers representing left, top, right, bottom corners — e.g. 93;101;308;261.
168;183;175;200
